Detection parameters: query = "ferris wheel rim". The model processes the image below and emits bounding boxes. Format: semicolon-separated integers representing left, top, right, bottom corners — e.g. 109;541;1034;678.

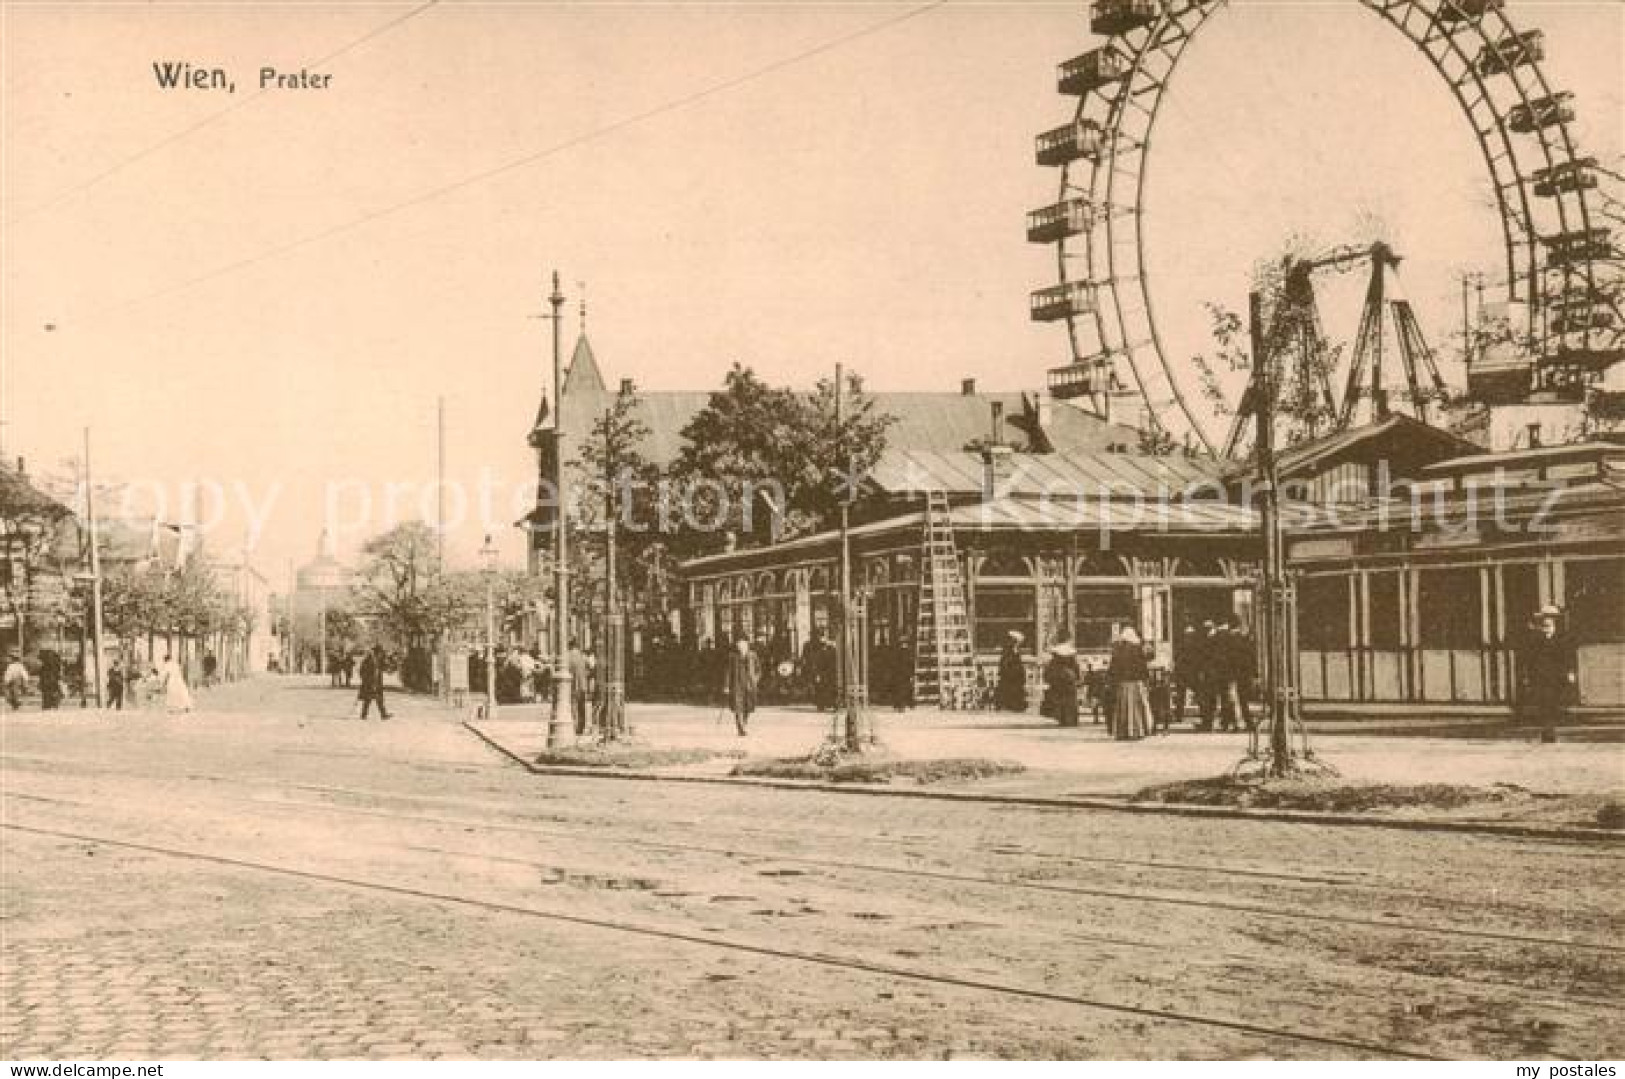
1045;0;1622;455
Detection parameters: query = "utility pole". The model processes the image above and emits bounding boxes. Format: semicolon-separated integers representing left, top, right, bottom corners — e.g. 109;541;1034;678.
481;535;497;719
544;271;574;747
833;363;866;753
83;428;105;708
437;396;450;701
601;403;626;741
1244;290;1328;780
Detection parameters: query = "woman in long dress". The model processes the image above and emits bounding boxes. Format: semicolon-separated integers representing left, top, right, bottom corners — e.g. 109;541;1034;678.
1108;628;1152;741
1040;641;1080;728
160;653;193;714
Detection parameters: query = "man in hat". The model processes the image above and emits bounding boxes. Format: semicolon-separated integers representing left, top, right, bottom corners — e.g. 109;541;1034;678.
995;630;1028;712
1193;620;1219;731
1520;605;1577;739
357;644;392;720
723;637;760;736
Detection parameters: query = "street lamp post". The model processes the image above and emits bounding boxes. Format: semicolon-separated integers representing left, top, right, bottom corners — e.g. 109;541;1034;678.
545;272;574;748
601;405;626;742
481;534;498;719
831;363;868;754
82;428;105;708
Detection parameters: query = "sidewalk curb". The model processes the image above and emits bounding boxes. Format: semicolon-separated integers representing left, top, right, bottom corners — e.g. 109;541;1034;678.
463;721;1621;845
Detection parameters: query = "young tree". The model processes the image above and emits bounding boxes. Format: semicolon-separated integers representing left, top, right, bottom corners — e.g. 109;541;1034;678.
0;466;76;652
350;521;441;650
669;364;894;550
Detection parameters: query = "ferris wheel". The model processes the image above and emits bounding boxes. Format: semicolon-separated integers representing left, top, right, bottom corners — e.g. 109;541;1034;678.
1029;0;1624;454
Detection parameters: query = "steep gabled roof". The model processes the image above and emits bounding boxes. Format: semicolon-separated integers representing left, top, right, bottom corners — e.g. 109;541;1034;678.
0;462;72;521
548;383;1149;469
563;335;606;397
1225;414;1483;483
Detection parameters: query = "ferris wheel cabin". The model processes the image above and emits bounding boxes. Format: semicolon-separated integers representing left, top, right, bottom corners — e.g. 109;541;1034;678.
1435;0;1504;22
1543;227;1614;268
1507;92;1575;134
1090;0;1160;37
1029;281;1095;323
1057;47;1129;97
1026;199;1092;244
1035;121;1105;167
1473;30;1544;76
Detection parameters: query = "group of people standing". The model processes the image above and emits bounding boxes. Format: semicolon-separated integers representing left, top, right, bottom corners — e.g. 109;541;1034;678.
3;649;193;714
1171;620;1257;732
1022;629;1160;741
996;620;1257;742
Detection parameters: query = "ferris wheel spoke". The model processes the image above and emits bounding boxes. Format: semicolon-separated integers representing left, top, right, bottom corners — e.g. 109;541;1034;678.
1032;0;1619;445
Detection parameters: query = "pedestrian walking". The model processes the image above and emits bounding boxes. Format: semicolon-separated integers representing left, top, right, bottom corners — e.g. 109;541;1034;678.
1039;640;1080;727
995;630;1028;713
106;660;125;711
1520;605;1576;739
357;645;391;720
1108;628;1152;741
723;637;760;736
4;652;29;711
202;651;218;688
159;652;193;714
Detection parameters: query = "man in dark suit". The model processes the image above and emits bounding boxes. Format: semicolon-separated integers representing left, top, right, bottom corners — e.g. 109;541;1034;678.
724;638;760;736
1521;606;1577;740
567;640;592;736
357;645;391;720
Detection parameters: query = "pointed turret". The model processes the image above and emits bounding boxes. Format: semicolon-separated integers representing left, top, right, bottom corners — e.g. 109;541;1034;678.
564;333;606;397
527;390;551;449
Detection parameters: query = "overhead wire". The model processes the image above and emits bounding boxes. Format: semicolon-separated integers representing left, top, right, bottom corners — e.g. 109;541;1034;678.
4;0;444;229
54;1;948;329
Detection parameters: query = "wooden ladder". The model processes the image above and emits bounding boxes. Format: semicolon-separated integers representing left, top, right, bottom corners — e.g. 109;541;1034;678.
912;490;979;709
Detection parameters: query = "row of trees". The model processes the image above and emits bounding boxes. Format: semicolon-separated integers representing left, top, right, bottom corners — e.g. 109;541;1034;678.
100;555;257;658
299;365;898;687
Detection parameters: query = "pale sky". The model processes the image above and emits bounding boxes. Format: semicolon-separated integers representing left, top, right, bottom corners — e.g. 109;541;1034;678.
3;0;1621;583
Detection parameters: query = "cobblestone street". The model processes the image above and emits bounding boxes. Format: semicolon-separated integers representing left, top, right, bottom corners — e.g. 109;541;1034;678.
3;677;1622;1059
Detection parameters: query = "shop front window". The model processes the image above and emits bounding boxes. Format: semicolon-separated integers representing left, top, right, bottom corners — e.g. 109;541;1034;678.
1417;568;1481;649
1567;558;1625;643
1074;586;1135;649
974;586;1035;651
1298;575;1351;651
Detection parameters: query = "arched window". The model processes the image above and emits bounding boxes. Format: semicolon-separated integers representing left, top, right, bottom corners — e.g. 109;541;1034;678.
1175;556;1226;579
977;552;1031;580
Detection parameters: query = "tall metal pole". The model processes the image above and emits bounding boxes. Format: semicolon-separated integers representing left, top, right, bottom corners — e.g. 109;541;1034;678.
437;396;454;701
602;404;626;741
83;428;105;708
319;588;328;681
1251;291;1292;775
834;364;864;752
485;571;496;719
286;558;296;673
546;271;574;747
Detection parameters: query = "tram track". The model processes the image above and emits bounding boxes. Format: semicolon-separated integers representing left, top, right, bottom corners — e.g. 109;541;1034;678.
0;820;1445;1060
3;777;1618;956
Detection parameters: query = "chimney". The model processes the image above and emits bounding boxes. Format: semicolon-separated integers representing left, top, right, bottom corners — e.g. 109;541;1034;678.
961;378;977;396
990;400;1006;447
619;377;635;397
981;444;1016;502
14;456;24;476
